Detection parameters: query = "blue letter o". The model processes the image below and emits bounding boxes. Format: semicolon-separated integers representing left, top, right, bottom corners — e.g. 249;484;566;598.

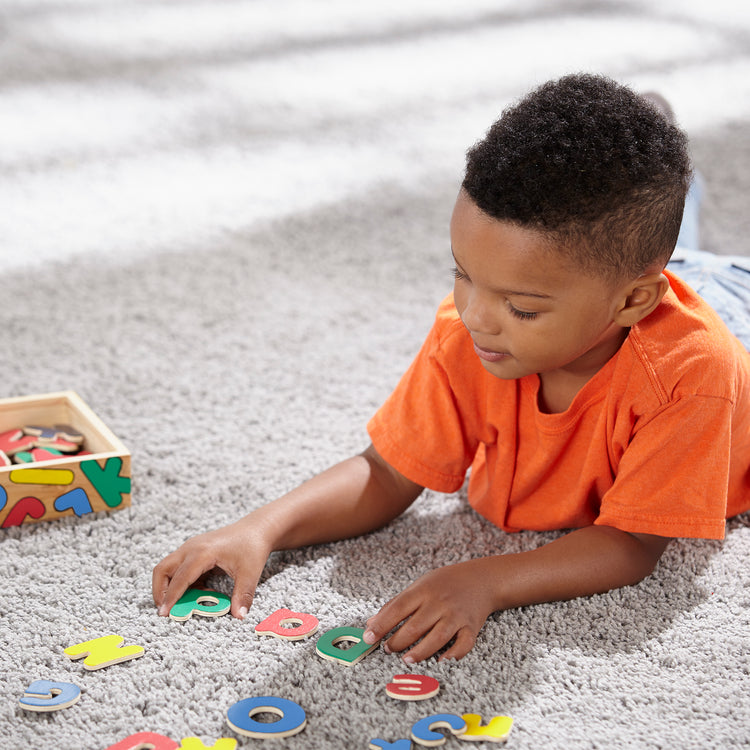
227;696;307;739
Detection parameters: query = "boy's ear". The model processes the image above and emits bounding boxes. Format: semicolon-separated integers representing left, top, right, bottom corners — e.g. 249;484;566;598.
613;272;670;327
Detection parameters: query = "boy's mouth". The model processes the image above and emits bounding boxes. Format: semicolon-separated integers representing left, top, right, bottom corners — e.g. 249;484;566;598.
472;341;510;362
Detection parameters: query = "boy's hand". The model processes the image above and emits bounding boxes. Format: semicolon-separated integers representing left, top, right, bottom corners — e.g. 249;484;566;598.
362;526;671;663
363;558;501;663
152;519;272;620
152;448;423;623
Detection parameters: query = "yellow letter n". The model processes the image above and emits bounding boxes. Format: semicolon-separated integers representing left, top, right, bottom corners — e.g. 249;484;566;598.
64;634;145;671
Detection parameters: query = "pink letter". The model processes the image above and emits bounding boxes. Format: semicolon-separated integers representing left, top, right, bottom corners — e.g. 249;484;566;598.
104;732;179;750
254;608;319;641
386;674;440;701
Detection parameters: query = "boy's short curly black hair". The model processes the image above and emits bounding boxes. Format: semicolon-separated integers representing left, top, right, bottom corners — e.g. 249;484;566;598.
462;73;692;280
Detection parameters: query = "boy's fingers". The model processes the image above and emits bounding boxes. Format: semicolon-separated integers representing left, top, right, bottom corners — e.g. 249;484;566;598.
230;575;258;619
400;632;449;664
391;612;465;663
437;627;476;662
398;621;476;664
152;555;179;607
365;594;416;642
155;558;214;616
383;610;438;654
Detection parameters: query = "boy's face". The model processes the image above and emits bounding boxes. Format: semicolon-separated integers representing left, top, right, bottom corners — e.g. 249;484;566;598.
450;191;630;385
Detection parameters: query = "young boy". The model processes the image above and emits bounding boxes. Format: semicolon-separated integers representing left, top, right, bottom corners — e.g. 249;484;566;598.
153;74;750;664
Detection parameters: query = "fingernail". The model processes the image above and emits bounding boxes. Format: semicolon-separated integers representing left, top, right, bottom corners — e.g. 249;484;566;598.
403;655;415;665
238;606;248;620
383;643;392;655
158;605;168;617
362;629;377;644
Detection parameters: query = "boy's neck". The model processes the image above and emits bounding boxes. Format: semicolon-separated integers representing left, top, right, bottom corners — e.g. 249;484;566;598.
537;371;589;414
537;328;629;413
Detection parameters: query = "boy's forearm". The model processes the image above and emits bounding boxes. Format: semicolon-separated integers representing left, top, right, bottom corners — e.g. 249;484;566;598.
363;523;671;663
488;525;670;611
153;444;422;620
249;444;423;552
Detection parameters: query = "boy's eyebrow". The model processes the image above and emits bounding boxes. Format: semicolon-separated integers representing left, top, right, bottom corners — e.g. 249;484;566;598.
451;249;554;299
493;287;553;299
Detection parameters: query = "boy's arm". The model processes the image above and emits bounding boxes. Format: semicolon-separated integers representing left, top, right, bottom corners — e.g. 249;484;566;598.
152;444;423;619
364;525;671;663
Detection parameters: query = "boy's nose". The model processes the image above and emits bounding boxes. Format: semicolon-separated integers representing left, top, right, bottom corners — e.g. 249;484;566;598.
461;291;501;336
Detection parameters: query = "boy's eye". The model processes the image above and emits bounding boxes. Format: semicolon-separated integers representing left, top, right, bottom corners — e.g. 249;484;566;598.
451;266;468;281
508;303;538;321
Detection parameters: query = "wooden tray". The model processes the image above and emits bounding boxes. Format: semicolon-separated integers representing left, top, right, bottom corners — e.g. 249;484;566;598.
0;391;131;528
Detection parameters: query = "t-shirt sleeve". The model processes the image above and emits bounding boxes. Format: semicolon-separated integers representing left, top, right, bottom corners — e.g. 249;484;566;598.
367;311;480;493
595;394;731;539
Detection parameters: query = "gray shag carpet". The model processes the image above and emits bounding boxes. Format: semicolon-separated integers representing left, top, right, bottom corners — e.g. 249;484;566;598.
1;2;749;748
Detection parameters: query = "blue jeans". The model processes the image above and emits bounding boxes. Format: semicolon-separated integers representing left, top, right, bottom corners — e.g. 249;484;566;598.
675;174;703;252
667;172;750;350
667;250;750;350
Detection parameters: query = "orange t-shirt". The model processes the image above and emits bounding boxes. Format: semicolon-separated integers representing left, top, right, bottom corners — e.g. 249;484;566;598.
367;272;750;540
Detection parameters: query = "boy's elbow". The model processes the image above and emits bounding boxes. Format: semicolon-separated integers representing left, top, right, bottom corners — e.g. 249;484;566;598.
625;531;671;583
361;443;424;503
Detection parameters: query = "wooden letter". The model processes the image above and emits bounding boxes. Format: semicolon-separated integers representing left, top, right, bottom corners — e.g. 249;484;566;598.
64;634;145;670
19;680;81;712
226;696;306;739
459;714;514;743
169;589;231;621
54;488;94;517
179;739;237;749
255;608;319;641
104;733;179;750
1;496;45;527
386;674;440;701
315;626;379;666
81;457;131;508
410;713;467;747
